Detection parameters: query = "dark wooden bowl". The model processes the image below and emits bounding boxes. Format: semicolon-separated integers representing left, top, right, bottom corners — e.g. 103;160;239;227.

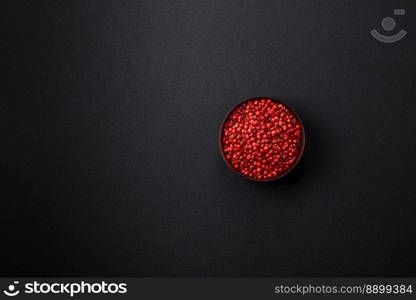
218;97;306;182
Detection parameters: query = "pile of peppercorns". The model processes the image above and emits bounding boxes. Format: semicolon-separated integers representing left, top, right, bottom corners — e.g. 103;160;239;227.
221;98;304;181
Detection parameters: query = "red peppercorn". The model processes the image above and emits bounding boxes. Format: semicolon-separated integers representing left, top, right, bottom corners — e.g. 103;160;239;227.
219;97;305;181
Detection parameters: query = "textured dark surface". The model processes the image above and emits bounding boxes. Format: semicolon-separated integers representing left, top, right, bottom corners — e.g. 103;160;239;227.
1;0;416;276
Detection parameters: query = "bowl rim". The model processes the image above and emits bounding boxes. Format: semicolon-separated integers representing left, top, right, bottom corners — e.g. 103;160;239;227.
218;96;306;182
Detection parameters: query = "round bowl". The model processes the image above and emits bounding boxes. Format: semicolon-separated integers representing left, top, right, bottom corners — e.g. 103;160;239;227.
218;97;306;182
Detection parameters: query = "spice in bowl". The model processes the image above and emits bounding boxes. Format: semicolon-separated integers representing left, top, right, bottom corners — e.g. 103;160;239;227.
219;97;305;181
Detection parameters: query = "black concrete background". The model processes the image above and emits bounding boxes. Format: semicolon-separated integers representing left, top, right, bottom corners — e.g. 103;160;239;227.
1;0;415;276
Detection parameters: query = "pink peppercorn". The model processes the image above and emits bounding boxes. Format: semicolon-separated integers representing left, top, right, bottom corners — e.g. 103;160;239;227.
220;98;305;181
